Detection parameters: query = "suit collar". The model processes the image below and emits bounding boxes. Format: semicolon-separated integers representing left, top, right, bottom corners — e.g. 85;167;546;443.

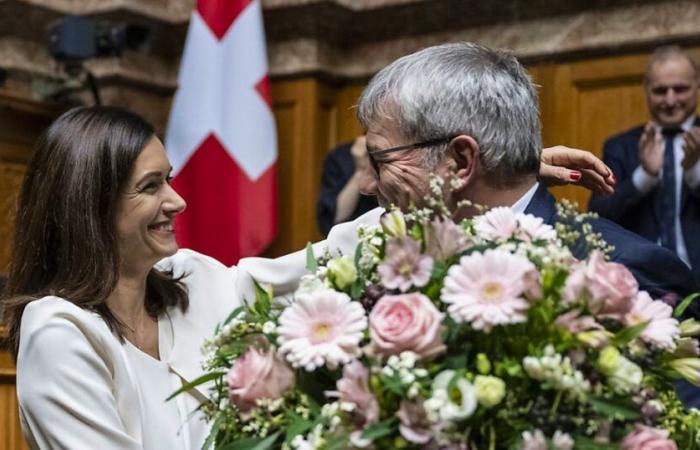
523;183;558;225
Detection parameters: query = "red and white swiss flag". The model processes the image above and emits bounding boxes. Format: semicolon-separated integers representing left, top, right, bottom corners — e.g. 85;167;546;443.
166;0;277;266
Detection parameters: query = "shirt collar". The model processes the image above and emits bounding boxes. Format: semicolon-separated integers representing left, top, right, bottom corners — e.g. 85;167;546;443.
510;182;539;214
655;115;696;133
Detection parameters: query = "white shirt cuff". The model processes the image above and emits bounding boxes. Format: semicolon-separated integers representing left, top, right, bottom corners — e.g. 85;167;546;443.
632;165;659;194
684;160;700;189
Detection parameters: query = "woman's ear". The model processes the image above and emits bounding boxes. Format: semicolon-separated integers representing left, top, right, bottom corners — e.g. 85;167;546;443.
448;135;480;190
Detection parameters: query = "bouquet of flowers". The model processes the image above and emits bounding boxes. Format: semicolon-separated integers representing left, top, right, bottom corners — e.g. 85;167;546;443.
177;183;700;450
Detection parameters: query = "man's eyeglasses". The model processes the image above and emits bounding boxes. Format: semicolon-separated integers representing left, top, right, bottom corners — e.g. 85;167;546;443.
367;136;455;176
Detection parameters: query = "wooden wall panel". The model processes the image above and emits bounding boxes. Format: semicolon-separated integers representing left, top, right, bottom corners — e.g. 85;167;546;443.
0;161;26;273
265;78;341;255
0;343;25;450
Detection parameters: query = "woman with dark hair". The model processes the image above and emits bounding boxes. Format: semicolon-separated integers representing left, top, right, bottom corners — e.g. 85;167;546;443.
4;106;238;449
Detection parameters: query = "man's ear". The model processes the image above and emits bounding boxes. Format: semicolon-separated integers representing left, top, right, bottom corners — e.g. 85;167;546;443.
448;135;480;189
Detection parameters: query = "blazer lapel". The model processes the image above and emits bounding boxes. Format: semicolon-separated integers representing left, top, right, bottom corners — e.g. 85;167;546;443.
524;184;558;225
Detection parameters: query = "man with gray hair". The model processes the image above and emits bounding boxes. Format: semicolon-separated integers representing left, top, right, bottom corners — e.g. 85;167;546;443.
358;42;542;216
589;45;700;285
350;42;695;300
238;41;695;306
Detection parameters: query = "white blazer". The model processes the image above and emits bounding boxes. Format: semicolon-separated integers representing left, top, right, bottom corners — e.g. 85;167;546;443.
16;209;384;449
16;250;239;450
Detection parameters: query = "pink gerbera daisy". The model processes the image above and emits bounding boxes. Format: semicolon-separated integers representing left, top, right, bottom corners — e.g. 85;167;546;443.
441;249;536;332
473;207;518;241
277;290;367;371
378;237;434;292
624;291;679;350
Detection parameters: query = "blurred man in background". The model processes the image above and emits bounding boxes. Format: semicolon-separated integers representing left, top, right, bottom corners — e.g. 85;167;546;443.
589;46;700;284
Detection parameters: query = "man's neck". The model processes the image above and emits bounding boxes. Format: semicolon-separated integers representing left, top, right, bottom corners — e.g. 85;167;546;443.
459;177;538;219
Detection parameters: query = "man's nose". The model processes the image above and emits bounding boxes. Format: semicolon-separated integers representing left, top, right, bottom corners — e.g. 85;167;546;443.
664;88;677;104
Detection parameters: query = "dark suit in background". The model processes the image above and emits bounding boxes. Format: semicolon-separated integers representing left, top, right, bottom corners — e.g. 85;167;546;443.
588;122;700;284
317;143;379;236
530;184;698;300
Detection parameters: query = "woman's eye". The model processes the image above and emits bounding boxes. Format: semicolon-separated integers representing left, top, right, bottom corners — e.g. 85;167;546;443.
141;181;160;193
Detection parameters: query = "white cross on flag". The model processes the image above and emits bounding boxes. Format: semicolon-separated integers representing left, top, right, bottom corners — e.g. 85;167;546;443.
166;0;277;265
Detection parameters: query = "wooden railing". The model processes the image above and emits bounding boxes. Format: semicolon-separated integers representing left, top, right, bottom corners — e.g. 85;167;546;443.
0;326;26;450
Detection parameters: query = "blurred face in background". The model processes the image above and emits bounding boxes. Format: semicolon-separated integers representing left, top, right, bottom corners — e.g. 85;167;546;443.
646;55;699;128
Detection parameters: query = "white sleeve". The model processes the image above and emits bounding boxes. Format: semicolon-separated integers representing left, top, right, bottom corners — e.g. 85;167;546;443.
632;165;659;194
235;207;384;303
684;159;700;189
17;319;142;450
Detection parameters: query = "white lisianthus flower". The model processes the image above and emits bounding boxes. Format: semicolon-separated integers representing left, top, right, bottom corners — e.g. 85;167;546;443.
425;370;478;422
380;208;407;237
474;375;506;408
326;256;358;291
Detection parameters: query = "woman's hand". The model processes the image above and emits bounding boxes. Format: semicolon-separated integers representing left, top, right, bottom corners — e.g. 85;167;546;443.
540;145;615;195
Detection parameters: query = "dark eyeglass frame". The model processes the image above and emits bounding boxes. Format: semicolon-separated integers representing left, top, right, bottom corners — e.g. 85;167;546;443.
367;136;455;176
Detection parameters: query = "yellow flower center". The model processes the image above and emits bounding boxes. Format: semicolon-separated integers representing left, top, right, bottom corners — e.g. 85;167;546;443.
481;282;503;301
313;323;332;341
399;262;413;276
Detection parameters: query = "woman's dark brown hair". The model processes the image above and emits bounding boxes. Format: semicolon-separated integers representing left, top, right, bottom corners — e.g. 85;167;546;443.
3;106;188;356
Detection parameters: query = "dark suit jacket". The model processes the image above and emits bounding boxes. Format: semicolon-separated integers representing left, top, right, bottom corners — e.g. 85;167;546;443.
588;121;700;284
317;143;379;236
526;184;698;303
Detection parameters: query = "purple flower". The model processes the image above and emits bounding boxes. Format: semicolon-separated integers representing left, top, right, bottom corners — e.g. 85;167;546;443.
424;218;473;261
378;237;434;292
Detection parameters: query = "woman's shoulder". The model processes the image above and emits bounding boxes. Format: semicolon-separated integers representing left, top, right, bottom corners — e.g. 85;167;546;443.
19;296;112;349
156;249;234;277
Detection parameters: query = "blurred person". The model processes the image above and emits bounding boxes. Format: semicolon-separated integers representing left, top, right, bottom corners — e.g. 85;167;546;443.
317;136;378;236
589;45;700;284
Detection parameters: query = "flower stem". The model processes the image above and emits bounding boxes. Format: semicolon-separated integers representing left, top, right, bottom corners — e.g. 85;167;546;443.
549;390;563;420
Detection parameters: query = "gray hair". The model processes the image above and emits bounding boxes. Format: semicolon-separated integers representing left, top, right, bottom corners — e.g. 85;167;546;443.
357;42;541;186
645;45;699;85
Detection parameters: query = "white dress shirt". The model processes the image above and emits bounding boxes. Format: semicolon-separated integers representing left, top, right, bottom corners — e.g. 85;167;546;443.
632;115;700;266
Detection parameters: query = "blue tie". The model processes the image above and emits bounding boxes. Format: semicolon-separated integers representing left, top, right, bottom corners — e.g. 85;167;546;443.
660;128;681;251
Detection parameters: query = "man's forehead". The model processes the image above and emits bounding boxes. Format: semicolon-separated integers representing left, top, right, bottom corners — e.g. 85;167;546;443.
648;57;698;85
365;119;403;149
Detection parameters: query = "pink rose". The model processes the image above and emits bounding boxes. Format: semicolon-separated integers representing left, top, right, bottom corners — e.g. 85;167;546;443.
564;251;638;321
621;425;677;450
227;347;295;412
333;360;379;427
369;293;446;360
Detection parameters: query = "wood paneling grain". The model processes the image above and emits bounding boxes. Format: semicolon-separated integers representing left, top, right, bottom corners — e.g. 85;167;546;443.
0;161;26;273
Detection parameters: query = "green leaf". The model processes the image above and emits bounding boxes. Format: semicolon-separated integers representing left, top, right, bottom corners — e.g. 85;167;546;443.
219;432;280;450
252;280;272;318
444;354;467;370
353;241;363;267
323;433;349;450
285;417;314;445
612;321;649;346
306;242;318;272
360;418;397;441
202;415;223;449
674;293;700;318
571;436;620;449
588;395;642;420
221;306;245;327
166;371;225;401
